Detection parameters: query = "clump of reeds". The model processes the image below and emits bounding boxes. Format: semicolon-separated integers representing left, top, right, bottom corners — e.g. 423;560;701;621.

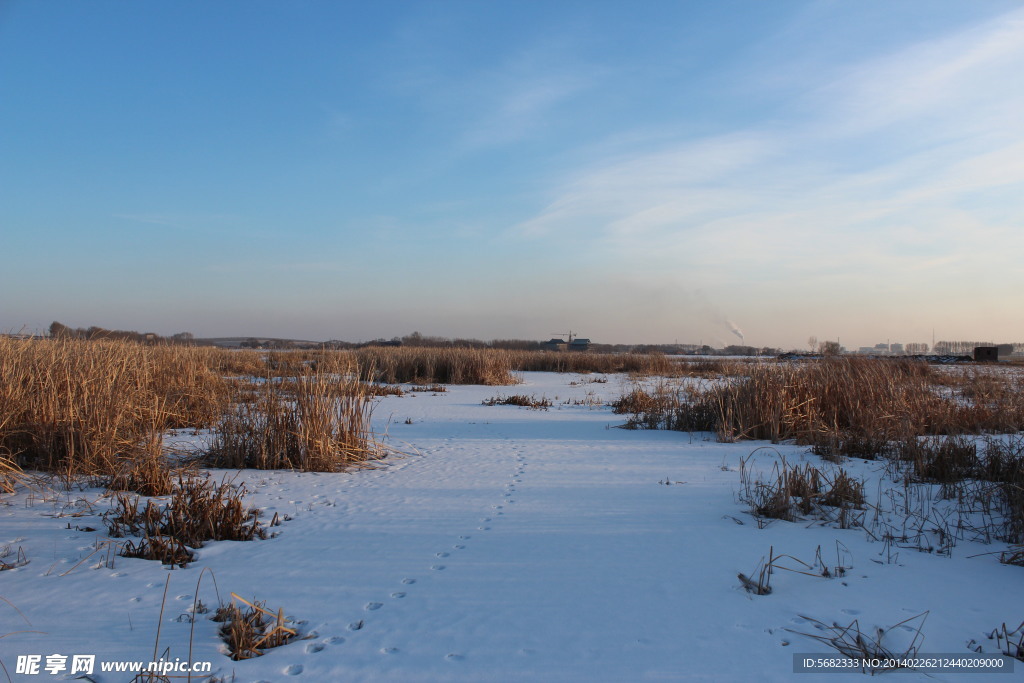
676;358;761;379
207;368;384;472
508;351;677;376
0;545;28;571
409;384;447;393
882;435;1024;543
612;386;669;417
354;347;517;385
989;621;1024;662
788;612;928;673
894;437;979;484
616;357;1024;447
612;382;718;431
812;433;895;461
738;545;846;595
105;474;268;567
213;593;296;660
363;383;405;397
482;394;552;410
1001;546;1024;566
0;337;227;484
740;456;863;524
981;437;1024;544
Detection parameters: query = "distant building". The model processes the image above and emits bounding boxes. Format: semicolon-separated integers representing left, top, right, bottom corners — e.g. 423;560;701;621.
974;346;999;362
543;338;567;351
568;338;591;352
542;334;592;351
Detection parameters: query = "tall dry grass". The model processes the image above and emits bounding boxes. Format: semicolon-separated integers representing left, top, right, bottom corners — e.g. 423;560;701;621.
351;347;689;384
0;337;227;487
353;346;517;385
616;357;1024;446
207;368;383;472
507;350;677;376
0;339;387;486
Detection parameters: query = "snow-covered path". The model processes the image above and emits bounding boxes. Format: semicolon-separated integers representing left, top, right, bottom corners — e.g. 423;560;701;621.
2;373;1021;682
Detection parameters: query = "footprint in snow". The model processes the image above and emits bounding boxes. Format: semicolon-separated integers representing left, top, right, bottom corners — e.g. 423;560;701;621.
285;664;303;675
402;578;416;585
431;565;446;570
436;552;449;558
478;526;490;531
391;591;406;599
325;636;345;645
841;608;861;615
348;620;364;631
446;653;464;661
453;544;465;550
365;602;383;611
381;647;399;655
306;643;324;653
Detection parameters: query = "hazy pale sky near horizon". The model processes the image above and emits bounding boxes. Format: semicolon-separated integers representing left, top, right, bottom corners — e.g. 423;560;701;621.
2;1;1022;349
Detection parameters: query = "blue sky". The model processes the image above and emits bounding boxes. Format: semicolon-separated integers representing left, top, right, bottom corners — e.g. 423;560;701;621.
2;1;1022;349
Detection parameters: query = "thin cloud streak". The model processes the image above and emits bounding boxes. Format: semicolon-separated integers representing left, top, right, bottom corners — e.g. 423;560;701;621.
512;6;1024;291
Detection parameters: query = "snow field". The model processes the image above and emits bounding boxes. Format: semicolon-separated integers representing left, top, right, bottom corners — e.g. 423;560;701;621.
1;372;1021;681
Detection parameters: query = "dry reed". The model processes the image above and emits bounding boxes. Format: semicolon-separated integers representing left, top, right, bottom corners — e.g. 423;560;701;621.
0;337;227;485
207;368;384;472
104;474;268;567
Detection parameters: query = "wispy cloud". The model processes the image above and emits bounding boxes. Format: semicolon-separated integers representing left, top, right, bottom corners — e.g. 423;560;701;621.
460;71;591;149
814;6;1024;138
380;21;599;151
516;132;777;237
512;7;1024;290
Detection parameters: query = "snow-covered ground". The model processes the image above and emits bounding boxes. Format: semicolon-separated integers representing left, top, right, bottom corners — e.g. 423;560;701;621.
1;372;1021;682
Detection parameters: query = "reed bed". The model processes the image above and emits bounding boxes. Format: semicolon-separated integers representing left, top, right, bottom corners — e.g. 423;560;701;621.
105;474;268;567
350;347;687;384
506;350;677;376
352;346;517;385
615;357;1024;446
0;337;227;487
206;368;383;472
0;338;387;486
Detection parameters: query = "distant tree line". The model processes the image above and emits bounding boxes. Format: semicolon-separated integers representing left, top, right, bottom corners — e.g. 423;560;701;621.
347;332;780;355
932;341;1021;356
48;321;194;345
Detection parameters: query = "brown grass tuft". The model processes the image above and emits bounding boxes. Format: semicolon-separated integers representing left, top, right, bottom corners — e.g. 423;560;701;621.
214;594;296;660
207;368;385;472
482;394;553;409
0;337;227;484
105;474;268;567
